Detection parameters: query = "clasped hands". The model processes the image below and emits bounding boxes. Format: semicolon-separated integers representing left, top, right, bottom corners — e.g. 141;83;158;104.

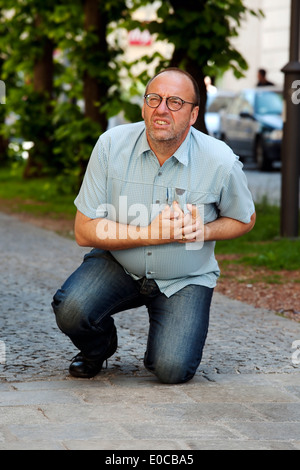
150;201;203;244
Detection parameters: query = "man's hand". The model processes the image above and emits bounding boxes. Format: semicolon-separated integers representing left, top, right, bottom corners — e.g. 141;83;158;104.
175;202;204;244
148;202;203;244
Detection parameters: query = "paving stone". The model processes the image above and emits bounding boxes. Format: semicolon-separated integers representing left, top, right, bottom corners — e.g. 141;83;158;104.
0;389;81;406
250;403;300;422
228;422;300;442
186;440;298;450
63;439;191;451
122;422;239;441
184;384;298;404
8;422;129;442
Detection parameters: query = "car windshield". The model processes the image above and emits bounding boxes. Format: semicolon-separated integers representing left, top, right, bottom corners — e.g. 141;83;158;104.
255;91;283;115
206;95;234;112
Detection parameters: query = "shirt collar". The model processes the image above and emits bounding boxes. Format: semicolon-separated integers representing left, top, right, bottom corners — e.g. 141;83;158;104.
172;128;191;166
137;127;152;156
138;124;192;167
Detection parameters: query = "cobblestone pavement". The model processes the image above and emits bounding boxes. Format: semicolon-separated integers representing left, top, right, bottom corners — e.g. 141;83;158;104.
1;211;300;450
0;211;299;382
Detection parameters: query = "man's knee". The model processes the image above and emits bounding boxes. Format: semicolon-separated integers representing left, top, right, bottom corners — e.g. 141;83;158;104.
51;288;84;334
144;355;196;384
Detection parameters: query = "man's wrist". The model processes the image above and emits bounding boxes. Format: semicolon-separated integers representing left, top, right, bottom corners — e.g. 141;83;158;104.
203;224;210;242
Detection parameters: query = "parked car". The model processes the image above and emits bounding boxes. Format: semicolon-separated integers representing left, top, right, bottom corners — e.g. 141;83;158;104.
220;87;283;171
205;91;236;139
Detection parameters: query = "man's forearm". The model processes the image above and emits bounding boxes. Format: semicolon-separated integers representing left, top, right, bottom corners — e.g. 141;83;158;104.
204;213;256;242
75;215;153;250
74;209;255;250
74;206;202;251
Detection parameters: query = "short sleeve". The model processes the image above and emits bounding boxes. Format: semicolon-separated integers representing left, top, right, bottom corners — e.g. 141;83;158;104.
218;159;255;223
74;137;108;219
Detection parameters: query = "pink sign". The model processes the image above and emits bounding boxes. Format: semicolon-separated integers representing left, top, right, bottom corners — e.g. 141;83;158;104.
128;28;152;46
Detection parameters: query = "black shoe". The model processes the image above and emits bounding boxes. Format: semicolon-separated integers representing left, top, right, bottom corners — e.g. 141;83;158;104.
69;332;117;378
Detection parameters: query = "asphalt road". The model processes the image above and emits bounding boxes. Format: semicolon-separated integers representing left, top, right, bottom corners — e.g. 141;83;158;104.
244;165;300;207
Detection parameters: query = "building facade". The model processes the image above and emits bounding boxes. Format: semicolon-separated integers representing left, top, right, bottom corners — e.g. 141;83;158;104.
121;0;292;92
221;0;291;90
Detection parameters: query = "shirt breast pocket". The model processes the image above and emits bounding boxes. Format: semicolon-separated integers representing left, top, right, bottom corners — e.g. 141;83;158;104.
167;187;219;224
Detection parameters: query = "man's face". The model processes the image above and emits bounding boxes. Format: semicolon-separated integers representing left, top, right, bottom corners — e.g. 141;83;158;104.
142;72;199;148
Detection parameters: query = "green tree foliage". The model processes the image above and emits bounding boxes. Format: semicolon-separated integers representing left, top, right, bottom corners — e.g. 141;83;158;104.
126;0;263;132
0;0;263;186
0;9;9;165
0;0;138;185
52;0;139;184
0;1;58;177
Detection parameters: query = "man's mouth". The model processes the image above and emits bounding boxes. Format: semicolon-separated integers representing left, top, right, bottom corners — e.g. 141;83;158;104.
155;120;169;126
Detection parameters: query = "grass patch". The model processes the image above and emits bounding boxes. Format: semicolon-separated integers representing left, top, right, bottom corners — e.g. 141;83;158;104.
0;166;76;219
216;201;300;271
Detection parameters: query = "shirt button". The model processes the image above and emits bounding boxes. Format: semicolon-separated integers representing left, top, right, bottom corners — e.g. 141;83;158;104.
158;172;162;176
147;252;152;256
155;199;160;204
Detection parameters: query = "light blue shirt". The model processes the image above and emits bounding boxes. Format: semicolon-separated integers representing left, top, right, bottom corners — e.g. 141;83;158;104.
75;121;255;297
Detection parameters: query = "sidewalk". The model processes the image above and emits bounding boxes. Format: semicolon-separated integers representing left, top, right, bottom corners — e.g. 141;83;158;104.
1;212;300;450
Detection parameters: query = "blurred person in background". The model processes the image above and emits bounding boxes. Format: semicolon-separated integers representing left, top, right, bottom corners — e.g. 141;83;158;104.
257;69;274;87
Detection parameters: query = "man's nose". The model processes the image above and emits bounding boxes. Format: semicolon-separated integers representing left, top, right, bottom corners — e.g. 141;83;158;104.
156;98;169;112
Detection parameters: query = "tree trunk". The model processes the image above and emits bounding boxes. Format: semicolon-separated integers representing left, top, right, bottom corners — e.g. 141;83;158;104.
185;63;208;134
83;0;108;131
0;127;8;164
168;0;209;134
170;52;208;134
33;39;54;95
23;16;54;179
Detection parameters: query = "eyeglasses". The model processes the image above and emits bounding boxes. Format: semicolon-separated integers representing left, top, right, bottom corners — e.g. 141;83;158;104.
144;93;196;112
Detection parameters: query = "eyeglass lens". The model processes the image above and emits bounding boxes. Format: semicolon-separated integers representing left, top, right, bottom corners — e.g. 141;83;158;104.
145;94;184;111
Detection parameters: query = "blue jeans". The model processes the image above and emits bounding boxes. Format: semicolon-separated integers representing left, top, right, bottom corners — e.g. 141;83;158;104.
52;249;213;384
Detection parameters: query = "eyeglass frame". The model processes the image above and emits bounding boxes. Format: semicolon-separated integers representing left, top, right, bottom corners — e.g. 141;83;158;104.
144;93;197;112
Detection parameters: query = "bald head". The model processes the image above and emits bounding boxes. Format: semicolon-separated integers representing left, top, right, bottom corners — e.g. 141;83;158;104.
145;68;200;107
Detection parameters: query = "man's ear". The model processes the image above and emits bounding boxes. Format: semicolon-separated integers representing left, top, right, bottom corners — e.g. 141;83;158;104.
190;106;199;126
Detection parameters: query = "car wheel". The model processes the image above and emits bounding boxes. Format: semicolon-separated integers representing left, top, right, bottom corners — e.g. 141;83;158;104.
255;137;272;171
